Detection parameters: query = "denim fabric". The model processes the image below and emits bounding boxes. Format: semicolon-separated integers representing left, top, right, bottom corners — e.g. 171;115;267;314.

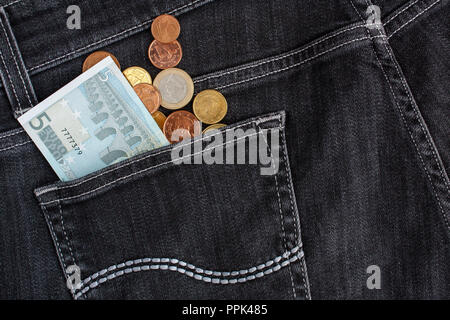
0;0;449;299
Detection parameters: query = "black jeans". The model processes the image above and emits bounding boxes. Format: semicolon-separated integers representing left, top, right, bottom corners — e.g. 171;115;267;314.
0;0;449;299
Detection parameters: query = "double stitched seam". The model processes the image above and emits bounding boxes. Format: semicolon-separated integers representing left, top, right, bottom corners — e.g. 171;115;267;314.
40;126;284;206
0;130;24;140
388;0;441;39
214;36;384;92
0;140;30;151
58;201;76;266
0;18;33;107
256;118;297;299
28;0;209;72
280;127;311;300
362;0;450;230
74;248;303;299
36;116;281;196
383;0;419;26
0;45;21;111
194;23;369;84
39;201;76;299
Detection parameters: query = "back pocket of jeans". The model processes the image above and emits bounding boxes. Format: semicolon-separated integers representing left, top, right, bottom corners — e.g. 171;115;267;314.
34;111;309;300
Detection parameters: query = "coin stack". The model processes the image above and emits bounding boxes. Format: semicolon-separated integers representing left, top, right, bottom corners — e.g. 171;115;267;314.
82;14;228;144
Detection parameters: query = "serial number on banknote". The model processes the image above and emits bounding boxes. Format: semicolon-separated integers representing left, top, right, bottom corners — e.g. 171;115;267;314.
61;128;83;155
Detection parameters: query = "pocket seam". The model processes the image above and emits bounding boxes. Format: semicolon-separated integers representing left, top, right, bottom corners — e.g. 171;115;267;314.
73;247;303;299
36;113;284;205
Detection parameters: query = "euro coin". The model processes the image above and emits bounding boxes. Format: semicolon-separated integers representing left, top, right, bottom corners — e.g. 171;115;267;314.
123;66;152;86
193;89;228;124
163;110;201;144
148;40;182;69
133;83;161;114
151;14;180;43
152;111;167;131
82;51;120;72
203;123;226;134
153;68;194;110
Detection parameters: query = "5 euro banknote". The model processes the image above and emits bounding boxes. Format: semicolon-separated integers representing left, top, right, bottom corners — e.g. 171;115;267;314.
18;56;169;182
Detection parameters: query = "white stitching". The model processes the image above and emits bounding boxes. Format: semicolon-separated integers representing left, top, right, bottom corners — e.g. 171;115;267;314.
367;0;450;193
280;125;312;300
39;125;283;206
0;140;31;151
383;0;419;26
0;129;23;140
388;0;440;39
58;201;76;265
194;23;368;84
79;246;300;289
0;46;21;112
214;36;385;91
41;203;76;299
74;250;303;299
0;18;33;106
2;0;22;8
28;0;206;72
364;12;449;230
256;122;296;299
36;116;281;196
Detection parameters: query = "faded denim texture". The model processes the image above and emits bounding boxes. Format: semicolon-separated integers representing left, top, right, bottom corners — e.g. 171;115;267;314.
0;0;449;299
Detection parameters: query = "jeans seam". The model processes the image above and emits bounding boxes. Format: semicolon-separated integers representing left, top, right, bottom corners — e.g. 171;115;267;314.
27;0;213;73
38;124;283;206
0;44;21;112
0;139;30;151
280;126;311;300
75;248;304;299
194;23;368;85
35;114;283;197
387;0;441;39
213;36;384;92
362;0;450;231
257;119;297;299
0;17;32;107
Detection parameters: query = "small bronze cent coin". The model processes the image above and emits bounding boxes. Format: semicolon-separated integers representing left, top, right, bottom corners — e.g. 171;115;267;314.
148;40;182;70
82;51;120;72
133;83;161;114
163;110;201;144
151;14;181;43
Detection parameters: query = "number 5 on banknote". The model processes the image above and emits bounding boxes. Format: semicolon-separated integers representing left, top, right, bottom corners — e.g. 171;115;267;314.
19;56;169;182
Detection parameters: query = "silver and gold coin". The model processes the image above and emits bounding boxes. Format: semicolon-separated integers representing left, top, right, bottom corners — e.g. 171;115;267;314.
193;89;227;124
123;66;152;86
203;123;226;134
153;68;194;110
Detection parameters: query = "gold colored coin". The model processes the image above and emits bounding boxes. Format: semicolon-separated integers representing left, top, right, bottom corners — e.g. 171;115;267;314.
123;66;152;86
202;123;226;134
153;68;194;110
193;89;228;124
152;111;167;131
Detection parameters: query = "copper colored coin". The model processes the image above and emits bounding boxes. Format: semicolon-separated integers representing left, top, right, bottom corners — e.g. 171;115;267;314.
133;83;161;114
151;14;181;43
148;40;182;69
82;51;120;72
163;111;201;144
